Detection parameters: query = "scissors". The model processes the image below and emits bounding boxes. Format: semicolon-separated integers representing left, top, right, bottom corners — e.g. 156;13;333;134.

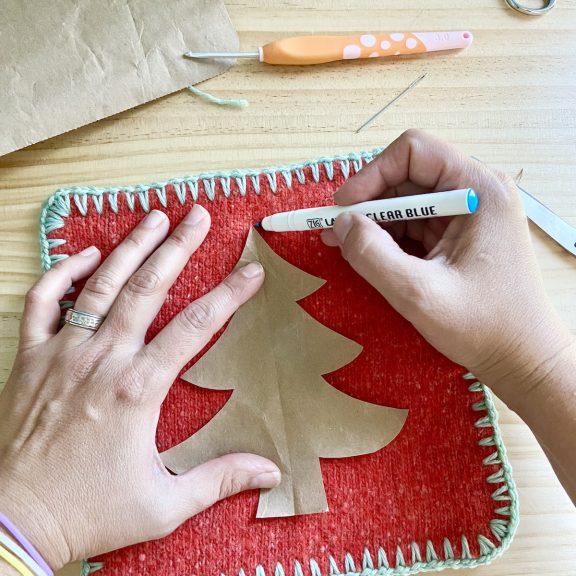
505;0;556;15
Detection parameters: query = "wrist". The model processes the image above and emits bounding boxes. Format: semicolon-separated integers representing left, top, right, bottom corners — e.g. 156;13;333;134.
0;482;71;573
472;321;576;414
512;337;576;415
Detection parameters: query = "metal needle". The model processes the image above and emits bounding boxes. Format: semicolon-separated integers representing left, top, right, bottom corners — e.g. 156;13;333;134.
355;73;427;134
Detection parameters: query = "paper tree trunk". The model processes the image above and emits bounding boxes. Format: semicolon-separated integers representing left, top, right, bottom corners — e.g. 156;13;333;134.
161;228;408;518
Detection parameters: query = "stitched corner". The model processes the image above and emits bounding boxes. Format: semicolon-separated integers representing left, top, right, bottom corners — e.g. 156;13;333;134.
38;149;381;315
38;151;518;576
220;374;518;576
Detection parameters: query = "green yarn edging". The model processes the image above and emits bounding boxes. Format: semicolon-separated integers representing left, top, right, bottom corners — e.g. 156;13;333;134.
38;148;381;274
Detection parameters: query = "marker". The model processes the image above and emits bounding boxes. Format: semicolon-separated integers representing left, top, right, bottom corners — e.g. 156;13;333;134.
259;188;478;232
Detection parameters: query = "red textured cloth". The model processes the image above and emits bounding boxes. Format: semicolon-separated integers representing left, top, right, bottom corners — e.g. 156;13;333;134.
43;155;515;576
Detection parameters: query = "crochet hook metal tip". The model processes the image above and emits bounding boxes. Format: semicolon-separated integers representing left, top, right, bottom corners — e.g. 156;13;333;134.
184;51;260;59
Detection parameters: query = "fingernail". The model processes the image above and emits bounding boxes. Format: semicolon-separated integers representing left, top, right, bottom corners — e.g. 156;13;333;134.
79;245;99;256
333;213;354;245
320;229;339;248
241;262;264;278
141;210;167;229
183;204;209;226
249;470;282;489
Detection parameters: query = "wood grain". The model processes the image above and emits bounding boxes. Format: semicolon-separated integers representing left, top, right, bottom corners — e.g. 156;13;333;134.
1;1;575;574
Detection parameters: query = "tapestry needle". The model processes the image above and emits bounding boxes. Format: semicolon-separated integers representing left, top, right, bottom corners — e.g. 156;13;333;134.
355;73;427;134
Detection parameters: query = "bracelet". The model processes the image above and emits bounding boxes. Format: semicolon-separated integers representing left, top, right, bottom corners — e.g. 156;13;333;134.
0;514;53;576
0;544;34;576
0;532;48;576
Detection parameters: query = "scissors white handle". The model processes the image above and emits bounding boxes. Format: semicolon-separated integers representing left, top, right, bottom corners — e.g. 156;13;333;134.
505;0;556;16
519;187;576;257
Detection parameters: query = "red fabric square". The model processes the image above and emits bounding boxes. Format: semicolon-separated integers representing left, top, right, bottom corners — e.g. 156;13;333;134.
41;152;517;576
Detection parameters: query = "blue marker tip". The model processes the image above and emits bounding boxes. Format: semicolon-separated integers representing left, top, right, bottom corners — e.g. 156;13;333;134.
467;189;479;213
254;221;262;228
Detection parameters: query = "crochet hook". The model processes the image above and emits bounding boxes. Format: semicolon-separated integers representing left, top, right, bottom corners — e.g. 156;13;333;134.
184;31;473;66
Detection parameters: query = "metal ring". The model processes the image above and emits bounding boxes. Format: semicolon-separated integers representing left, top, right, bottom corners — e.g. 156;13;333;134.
64;308;105;331
505;0;556;16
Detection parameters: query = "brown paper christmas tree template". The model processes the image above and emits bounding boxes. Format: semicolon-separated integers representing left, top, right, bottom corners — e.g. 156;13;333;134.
161;229;408;518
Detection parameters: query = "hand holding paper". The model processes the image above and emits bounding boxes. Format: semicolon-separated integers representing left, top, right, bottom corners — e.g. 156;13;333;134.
162;229;408;518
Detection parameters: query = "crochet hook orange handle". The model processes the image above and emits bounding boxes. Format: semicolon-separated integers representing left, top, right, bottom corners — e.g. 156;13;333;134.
260;31;473;65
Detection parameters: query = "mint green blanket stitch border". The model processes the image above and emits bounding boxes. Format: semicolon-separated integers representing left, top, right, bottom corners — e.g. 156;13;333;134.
39;150;519;576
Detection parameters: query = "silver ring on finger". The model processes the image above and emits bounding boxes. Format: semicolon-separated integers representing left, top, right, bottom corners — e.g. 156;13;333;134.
64;308;106;332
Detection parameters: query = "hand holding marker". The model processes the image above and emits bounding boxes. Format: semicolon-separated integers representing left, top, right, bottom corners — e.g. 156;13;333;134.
258;189;479;232
185;31;473;66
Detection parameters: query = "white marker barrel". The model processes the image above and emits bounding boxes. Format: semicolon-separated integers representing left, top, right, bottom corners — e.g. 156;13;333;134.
261;188;478;232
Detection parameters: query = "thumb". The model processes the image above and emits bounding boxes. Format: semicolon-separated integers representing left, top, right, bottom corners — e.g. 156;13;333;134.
332;213;429;313
174;453;281;519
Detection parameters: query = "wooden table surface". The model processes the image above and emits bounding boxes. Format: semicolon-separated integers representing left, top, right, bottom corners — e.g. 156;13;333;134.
1;1;575;575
